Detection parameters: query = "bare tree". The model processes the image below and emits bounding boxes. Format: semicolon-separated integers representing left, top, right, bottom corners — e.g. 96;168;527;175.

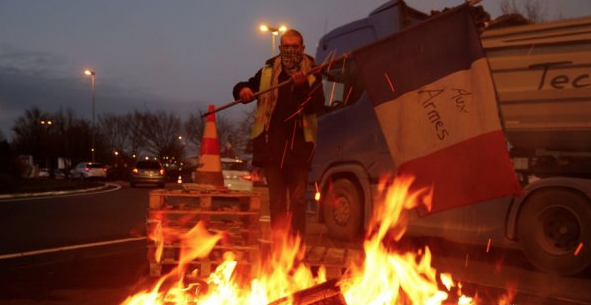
499;0;548;22
137;110;184;161
183;110;238;158
183;111;206;154
10;107;51;165
52;107;94;164
10;105;251;171
236;104;256;155
126;112;146;158
98;113;129;156
11;107;95;168
97;112;145;168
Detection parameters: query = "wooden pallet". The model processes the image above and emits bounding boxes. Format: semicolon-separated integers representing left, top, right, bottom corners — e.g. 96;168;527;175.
147;188;262;277
148;244;260;278
304;246;363;279
149;188;261;211
147;210;260;246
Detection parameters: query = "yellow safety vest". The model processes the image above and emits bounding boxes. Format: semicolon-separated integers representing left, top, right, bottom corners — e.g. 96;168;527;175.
251;59;318;145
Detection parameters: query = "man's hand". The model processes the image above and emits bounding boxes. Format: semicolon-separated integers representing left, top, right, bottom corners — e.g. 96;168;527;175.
292;71;307;86
239;87;255;104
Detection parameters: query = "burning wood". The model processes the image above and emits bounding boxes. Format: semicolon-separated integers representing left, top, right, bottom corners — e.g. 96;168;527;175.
266;278;346;305
122;176;503;305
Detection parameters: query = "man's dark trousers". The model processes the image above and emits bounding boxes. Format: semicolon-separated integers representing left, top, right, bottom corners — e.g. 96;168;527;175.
265;164;308;238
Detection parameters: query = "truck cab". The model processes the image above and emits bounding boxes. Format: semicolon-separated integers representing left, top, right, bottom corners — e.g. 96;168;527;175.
311;0;426;239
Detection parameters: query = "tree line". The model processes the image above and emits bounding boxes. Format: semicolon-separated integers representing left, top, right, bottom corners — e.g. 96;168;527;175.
3;105;254;178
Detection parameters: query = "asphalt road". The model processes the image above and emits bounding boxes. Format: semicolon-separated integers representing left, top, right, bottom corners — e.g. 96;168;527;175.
0;183;590;305
0;183;147;255
0;240;146;305
0;182;149;304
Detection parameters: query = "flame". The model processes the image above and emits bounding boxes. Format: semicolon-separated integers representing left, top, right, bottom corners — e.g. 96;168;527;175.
338;176;471;305
123;175;505;305
124;216;321;305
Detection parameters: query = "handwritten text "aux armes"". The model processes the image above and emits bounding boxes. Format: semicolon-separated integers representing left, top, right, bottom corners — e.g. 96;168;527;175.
418;88;470;140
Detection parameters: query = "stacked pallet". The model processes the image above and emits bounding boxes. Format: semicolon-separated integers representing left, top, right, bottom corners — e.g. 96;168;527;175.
146;188;261;277
304;247;363;279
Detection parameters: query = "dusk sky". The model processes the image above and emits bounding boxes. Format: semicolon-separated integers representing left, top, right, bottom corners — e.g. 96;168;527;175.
1;0;590;140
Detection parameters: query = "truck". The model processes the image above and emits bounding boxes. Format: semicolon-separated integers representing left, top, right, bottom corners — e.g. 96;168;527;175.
309;0;591;275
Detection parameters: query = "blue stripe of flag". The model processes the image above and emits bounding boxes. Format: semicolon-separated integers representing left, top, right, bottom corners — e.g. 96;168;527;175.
353;5;485;106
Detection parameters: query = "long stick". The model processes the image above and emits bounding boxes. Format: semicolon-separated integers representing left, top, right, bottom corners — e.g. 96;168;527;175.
201;52;351;118
201;78;291;118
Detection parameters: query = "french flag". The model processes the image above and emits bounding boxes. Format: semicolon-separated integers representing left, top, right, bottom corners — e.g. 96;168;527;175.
353;4;521;214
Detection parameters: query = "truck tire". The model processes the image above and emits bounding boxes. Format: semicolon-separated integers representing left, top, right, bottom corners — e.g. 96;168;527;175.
517;189;591;275
323;178;362;240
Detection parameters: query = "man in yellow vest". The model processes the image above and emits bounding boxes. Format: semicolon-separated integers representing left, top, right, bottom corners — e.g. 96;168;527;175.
233;29;325;240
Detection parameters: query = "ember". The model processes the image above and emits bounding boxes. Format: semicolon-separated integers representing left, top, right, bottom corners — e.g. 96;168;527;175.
122;176;481;305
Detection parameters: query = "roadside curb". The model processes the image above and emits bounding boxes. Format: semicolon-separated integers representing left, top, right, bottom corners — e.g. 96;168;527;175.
0;183;118;200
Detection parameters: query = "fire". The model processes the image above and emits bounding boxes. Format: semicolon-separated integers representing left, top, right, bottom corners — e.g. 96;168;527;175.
123;226;321;305
123;176;482;305
339;176;470;305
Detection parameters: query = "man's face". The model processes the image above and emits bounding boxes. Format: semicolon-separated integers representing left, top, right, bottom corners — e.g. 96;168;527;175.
279;35;304;53
279;35;304;70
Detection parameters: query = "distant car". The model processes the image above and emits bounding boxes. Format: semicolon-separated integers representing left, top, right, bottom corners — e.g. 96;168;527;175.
130;160;165;188
38;168;50;179
53;169;66;179
221;157;253;191
69;162;107;181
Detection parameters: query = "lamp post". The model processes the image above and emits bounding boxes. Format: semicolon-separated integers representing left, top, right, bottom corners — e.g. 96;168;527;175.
40;119;52;168
177;135;185;159
84;69;96;162
259;24;287;55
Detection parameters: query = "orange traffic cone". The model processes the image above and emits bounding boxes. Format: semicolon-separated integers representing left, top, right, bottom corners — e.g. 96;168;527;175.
193;105;225;188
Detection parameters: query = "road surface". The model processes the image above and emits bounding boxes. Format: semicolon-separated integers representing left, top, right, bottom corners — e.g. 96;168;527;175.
0;183;589;305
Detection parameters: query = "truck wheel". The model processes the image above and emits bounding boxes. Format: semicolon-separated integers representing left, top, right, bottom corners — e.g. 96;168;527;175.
517;189;591;275
323;178;362;240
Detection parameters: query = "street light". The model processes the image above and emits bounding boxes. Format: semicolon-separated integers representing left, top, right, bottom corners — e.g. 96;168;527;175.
177;135;187;161
40;120;52;168
259;24;287;55
84;69;96;162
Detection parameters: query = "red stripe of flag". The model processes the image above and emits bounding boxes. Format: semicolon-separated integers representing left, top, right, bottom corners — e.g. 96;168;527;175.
398;130;520;213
